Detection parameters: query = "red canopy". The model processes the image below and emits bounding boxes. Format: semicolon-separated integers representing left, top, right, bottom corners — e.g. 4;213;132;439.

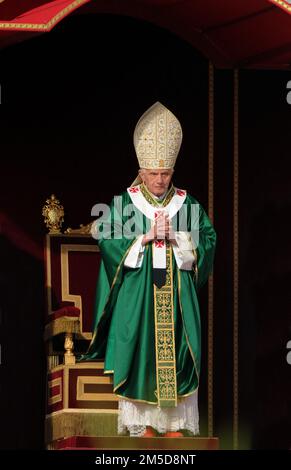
0;0;90;30
1;0;291;69
0;0;90;48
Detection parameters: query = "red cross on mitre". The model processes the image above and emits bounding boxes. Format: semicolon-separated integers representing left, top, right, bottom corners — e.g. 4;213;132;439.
176;189;185;196
129;187;139;193
155;240;165;248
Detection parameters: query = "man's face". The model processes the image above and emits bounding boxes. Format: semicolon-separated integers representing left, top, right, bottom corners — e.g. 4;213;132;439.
140;169;173;197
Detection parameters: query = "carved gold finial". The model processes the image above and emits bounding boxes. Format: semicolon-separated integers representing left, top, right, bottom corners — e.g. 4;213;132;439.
64;333;76;365
42;194;64;234
64;222;93;235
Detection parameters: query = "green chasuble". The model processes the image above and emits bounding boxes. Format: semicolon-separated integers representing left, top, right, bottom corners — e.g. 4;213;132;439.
80;187;216;406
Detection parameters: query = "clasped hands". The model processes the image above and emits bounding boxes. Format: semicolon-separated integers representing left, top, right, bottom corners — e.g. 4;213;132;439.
142;212;177;246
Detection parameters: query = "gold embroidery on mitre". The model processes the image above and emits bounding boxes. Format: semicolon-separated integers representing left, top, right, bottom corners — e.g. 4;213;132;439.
134;102;182;170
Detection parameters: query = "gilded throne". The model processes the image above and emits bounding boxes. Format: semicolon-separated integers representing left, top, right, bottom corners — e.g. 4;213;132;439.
42;195;118;449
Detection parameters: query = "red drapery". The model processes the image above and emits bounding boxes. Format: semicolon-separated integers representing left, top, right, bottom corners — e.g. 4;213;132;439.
0;0;90;31
1;1;291;69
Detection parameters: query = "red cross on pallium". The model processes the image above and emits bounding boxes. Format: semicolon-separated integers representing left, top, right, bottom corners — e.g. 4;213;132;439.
155;240;165;248
129;187;139;193
154;211;163;218
176;189;185;196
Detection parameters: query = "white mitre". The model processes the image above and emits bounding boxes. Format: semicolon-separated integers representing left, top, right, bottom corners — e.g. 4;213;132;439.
131;102;183;186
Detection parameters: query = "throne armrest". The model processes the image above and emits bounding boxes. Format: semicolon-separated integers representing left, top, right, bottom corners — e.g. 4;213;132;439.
44;305;81;366
44;306;81;340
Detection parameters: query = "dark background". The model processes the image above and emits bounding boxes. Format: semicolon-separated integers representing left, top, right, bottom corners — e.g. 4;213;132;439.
0;13;290;449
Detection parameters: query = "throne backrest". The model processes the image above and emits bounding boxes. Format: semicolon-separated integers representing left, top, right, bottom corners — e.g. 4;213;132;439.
44;233;101;341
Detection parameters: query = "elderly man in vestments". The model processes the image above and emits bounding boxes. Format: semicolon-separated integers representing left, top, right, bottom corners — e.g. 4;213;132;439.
82;102;216;438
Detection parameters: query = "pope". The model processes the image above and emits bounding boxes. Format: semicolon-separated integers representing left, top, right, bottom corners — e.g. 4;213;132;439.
81;102;216;438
